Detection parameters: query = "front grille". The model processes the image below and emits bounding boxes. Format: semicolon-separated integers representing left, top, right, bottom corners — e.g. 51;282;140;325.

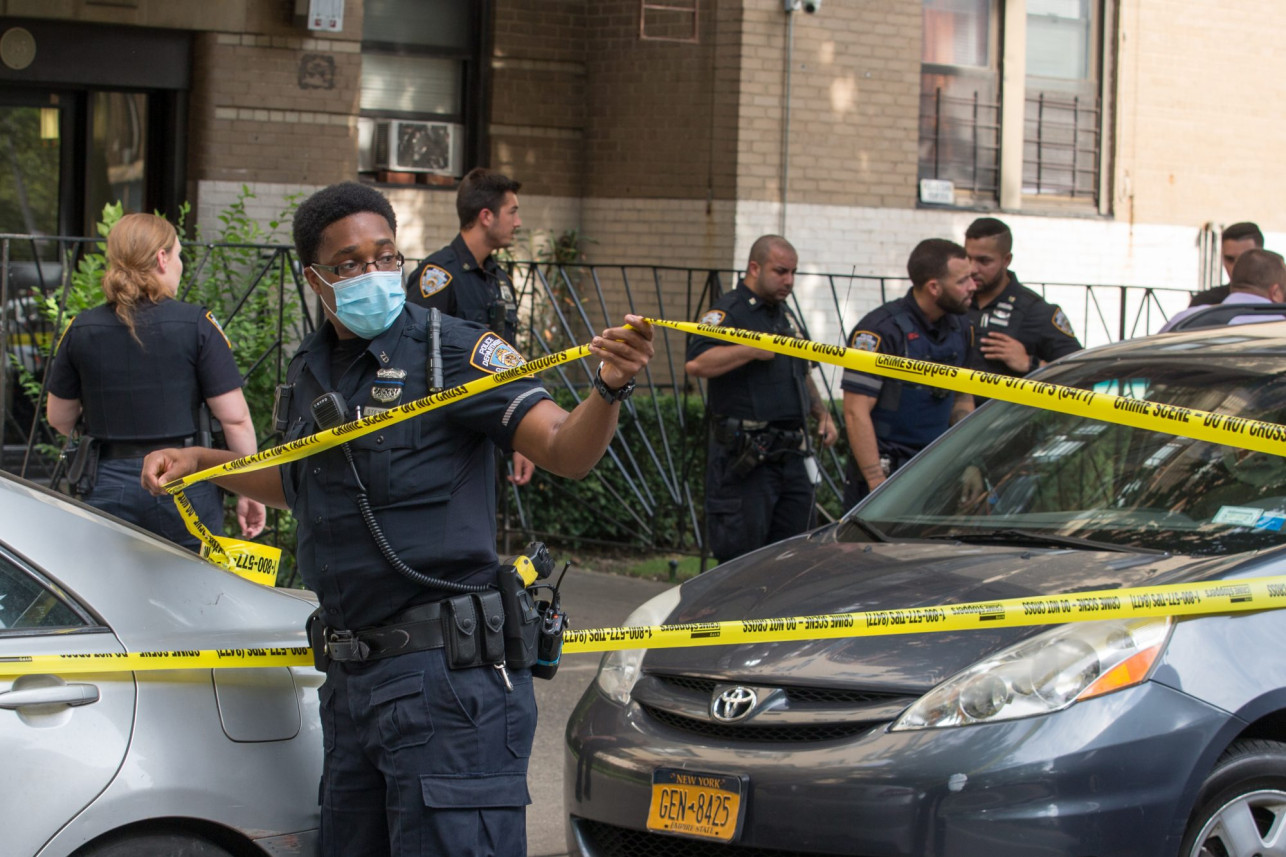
642;705;873;743
575;819;859;857
639;674;910;742
652;674;910;706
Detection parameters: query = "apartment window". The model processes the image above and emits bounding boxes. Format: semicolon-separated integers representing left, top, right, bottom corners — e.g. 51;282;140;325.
918;0;1109;210
357;0;485;181
919;0;1001;202
1023;0;1101;200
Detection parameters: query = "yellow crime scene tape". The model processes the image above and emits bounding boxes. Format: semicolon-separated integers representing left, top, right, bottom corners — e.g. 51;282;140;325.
4;576;1286;676
40;316;1277;678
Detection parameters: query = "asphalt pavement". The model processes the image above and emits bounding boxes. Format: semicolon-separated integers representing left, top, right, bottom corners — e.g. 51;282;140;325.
525;565;677;857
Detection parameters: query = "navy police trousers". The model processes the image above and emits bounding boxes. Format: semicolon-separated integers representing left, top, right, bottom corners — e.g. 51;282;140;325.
319;647;537;856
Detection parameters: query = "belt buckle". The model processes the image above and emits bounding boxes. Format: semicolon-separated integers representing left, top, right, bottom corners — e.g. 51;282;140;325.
324;629;371;663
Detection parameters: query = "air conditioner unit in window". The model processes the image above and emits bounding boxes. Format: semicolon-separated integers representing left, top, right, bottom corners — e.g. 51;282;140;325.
372;120;463;175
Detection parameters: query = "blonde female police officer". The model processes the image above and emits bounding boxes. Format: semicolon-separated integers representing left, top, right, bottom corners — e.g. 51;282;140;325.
46;212;264;549
141;182;653;857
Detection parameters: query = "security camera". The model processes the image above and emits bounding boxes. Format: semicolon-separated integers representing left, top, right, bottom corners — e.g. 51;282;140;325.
802;0;820;12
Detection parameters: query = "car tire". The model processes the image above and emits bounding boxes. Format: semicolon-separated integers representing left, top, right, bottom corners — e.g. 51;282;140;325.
1181;738;1286;857
76;831;237;857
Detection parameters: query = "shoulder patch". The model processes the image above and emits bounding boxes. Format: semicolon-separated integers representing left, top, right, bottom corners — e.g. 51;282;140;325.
698;309;727;326
419;264;453;299
1051;308;1076;338
470;333;527;374
205;311;232;349
848;330;881;352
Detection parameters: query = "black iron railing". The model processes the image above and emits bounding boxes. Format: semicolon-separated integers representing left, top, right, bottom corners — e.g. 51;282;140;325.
1;234;1192;561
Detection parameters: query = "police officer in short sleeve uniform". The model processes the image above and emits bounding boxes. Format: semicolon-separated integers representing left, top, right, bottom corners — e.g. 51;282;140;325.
407;232;519;341
46;299;242;550
686;236;837;564
139;182;654;857
278;303;551;855
841;239;975;510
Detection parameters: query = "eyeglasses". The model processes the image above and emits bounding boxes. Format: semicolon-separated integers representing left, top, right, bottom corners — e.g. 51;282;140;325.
312;252;405;279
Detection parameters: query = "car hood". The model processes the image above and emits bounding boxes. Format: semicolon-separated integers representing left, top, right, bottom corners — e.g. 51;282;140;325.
643;525;1278;692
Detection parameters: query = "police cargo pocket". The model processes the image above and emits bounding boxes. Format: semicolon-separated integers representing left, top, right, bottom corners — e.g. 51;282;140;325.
706;496;744;558
370;673;434;750
319;683;337;753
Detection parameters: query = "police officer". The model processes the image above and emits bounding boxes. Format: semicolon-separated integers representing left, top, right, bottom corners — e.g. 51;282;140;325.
842;238;975;509
686;235;838;563
45;212;264;550
406;167;534;484
141;182;653;857
964;217;1080;385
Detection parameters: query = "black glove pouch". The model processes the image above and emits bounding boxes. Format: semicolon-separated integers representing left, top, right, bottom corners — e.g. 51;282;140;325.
444;591;506;669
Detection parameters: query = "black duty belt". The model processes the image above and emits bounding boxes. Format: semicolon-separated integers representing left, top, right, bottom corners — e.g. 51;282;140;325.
324;601;445;663
98;436;196;460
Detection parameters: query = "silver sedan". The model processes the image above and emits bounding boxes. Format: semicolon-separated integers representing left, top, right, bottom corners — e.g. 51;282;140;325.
0;472;322;857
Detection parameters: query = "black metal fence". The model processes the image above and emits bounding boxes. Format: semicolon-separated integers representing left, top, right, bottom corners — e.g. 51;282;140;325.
1;233;1192;562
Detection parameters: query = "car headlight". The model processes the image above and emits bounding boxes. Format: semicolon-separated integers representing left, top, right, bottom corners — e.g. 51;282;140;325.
594;587;682;706
891;616;1172;731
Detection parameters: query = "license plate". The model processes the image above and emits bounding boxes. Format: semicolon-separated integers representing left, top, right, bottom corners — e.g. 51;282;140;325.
646;768;746;842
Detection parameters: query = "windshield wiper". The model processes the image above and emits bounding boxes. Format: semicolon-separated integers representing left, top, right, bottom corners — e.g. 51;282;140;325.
838;515;889;543
926;528;1163;554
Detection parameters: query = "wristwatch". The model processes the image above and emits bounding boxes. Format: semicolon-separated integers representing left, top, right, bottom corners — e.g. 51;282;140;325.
592;363;636;404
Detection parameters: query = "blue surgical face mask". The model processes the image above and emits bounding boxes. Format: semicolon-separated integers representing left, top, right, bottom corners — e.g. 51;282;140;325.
320;269;406;339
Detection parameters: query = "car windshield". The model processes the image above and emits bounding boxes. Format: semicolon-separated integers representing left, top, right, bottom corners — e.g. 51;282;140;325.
847;353;1286;556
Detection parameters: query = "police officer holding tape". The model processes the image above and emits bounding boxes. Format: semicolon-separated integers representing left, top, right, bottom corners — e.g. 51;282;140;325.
140;182;653;857
686;235;838;563
842;238;975;509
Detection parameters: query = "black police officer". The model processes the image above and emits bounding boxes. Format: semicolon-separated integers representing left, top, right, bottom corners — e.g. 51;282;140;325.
842;238;975;509
963;217;1081;387
141;182;653;857
686;235;838;563
46;212;264;550
406;167;534;485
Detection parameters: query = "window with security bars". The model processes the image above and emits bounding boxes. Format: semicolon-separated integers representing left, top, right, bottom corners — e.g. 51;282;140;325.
918;0;1001;201
1023;0;1102;202
918;0;1109;209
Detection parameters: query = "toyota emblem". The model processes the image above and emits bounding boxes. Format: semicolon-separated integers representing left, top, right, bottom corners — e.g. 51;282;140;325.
710;686;757;722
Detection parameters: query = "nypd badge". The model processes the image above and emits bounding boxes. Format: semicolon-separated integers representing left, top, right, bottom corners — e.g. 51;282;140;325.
850;330;881;352
1052;308;1076;338
370;367;406;406
206;311;232;348
699;309;727;326
471;333;526;374
419;264;453;299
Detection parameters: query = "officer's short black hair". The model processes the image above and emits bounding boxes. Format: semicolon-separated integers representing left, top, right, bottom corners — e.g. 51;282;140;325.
1230;248;1286;294
1223;221;1265;248
964;217;1012;256
457;168;521;229
907;238;967;290
292;182;398;265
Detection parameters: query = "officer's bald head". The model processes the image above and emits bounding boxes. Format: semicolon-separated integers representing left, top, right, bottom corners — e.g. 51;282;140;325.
747;235;795;270
293;182;398;265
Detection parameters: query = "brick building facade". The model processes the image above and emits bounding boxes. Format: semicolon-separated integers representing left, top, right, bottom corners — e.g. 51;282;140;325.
3;0;1286;346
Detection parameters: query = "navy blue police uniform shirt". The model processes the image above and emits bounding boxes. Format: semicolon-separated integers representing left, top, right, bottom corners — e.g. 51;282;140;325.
967;272;1080;376
406;233;519;342
685;280;812;426
46;299;243;441
279;304;550;632
842;290;971;450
